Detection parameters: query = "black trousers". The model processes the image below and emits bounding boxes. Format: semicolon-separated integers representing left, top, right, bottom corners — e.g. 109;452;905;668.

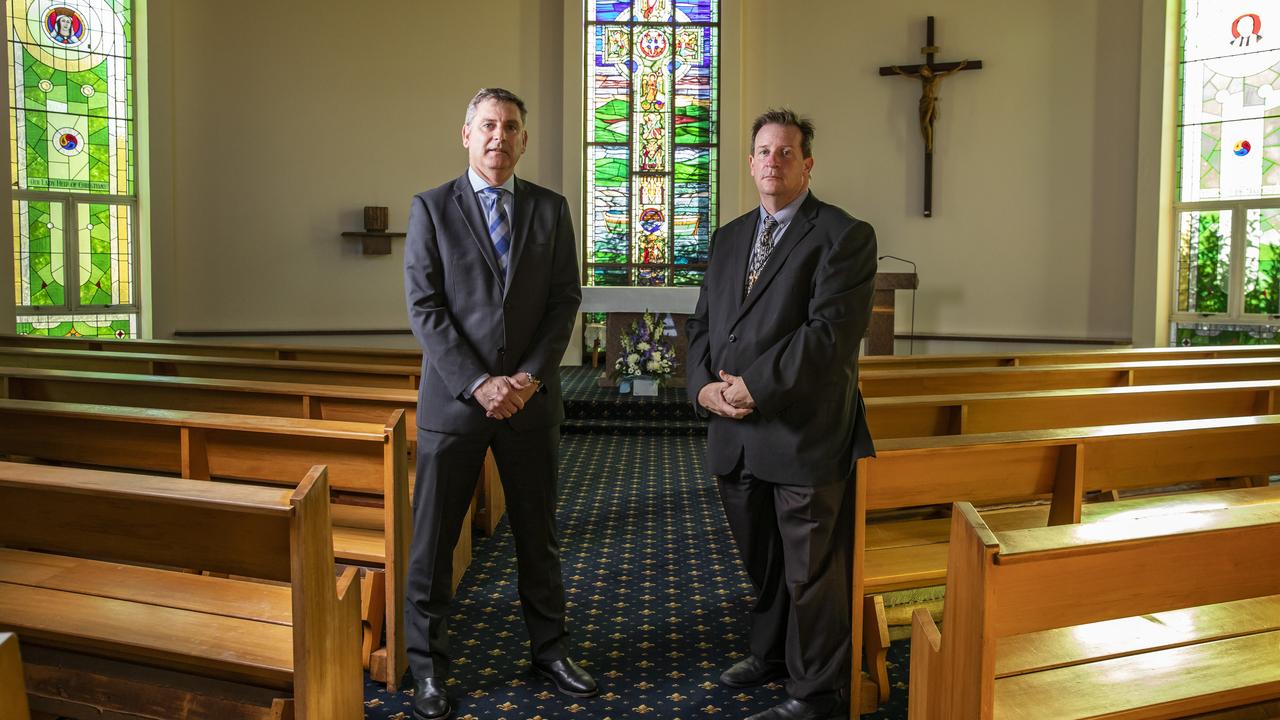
405;423;569;680
717;467;855;701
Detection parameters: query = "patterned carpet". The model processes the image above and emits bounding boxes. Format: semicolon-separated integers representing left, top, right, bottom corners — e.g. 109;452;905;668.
363;434;910;719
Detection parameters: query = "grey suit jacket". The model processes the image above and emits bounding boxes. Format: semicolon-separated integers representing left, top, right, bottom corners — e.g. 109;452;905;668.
404;173;582;434
686;192;877;484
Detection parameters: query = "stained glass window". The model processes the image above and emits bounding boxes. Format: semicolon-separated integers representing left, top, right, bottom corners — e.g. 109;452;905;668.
7;0;138;338
1172;1;1280;344
584;0;718;287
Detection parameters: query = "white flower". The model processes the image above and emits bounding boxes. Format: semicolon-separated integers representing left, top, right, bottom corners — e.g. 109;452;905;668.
646;359;660;372
627;353;640;366
636;342;650;352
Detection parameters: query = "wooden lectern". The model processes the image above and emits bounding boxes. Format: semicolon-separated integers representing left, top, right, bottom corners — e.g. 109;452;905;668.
867;272;918;355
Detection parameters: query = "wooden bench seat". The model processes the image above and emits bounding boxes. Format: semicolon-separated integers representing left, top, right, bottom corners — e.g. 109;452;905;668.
0;462;361;719
0;633;30;720
852;416;1280;712
908;501;1280;719
0;397;411;688
0;363;508;537
859;356;1280;398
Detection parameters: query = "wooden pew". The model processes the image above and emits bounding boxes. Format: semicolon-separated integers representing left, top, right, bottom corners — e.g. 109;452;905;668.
6;333;1278;372
908;500;1280;719
866;379;1280;439
860;343;1280;371
0;365;507;536
0;633;30;720
0;332;422;366
0;346;421;389
0;462;362;719
859;356;1280;398
850;414;1280;713
0;398;411;689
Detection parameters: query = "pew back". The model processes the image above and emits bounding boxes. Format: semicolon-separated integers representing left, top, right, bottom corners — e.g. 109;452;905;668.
859;357;1280;397
0;462;362;719
852;414;1280;712
911;501;1280;720
0;398;409;690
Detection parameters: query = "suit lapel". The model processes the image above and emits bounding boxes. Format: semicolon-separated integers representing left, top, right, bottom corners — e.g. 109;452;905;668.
504;178;537;297
724;215;756;317
450;174;505;285
734;193;820;322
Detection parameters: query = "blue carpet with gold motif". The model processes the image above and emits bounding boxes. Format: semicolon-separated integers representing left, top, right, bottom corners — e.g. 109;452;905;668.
363;422;910;719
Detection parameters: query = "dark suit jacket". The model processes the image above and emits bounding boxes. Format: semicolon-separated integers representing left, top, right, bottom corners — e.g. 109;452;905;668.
687;192;877;485
405;173;582;434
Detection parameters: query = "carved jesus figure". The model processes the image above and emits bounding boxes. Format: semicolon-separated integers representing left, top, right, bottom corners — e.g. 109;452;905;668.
890;60;968;153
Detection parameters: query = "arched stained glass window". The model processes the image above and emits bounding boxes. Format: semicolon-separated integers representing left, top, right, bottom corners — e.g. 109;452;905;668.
7;0;138;338
1172;0;1280;346
584;0;719;287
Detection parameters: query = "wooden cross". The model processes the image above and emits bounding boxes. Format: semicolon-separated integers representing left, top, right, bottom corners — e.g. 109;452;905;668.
879;17;982;218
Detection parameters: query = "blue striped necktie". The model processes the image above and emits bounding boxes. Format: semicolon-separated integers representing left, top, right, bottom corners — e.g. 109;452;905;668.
479;187;511;278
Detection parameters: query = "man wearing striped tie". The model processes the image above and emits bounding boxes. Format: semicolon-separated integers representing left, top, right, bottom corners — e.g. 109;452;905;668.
688;109;878;720
403;88;591;720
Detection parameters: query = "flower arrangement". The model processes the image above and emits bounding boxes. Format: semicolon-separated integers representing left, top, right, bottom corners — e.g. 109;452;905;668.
613;310;677;382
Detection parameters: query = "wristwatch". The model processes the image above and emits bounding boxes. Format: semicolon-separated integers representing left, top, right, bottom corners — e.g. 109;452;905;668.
523;371;543;388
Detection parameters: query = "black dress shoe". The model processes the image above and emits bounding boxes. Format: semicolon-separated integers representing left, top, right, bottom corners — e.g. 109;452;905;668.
412;676;451;720
719;655;788;687
531;657;599;697
745;697;847;720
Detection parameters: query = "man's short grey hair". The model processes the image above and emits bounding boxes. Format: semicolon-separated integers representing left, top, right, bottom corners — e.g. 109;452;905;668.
464;88;528;126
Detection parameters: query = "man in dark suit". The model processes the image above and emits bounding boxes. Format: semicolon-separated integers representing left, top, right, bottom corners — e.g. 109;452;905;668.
403;88;595;720
687;109;877;720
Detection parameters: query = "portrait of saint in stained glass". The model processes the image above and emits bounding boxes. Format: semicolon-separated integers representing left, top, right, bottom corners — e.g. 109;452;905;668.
585;1;719;287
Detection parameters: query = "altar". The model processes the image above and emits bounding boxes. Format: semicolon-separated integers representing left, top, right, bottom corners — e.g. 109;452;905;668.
580;273;917;386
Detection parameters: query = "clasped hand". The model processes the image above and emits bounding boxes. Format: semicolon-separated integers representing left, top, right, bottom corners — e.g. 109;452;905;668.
697;370;756;420
476;374;538;419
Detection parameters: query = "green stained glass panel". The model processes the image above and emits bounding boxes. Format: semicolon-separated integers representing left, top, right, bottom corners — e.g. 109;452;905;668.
1175;322;1280;346
673;147;712;265
17;312;136;338
1176;210;1232;314
592;267;629;286
1244;208;1280;315
673;269;704;286
588;145;629;265
13;200;65;307
673;26;716;145
77;202;132;305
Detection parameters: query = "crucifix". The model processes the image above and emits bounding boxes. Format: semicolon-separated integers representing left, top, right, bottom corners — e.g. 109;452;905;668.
879;17;982;218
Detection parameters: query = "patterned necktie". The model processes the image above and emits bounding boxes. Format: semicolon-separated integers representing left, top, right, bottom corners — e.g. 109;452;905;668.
745;215;779;295
479;187;512;278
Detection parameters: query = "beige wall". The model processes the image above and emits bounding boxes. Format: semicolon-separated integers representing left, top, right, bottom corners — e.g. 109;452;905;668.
141;0;1150;346
147;0;568;336
734;0;1143;342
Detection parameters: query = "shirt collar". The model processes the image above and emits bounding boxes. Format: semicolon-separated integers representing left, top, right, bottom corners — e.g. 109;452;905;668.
468;167;516;195
760;189;808;227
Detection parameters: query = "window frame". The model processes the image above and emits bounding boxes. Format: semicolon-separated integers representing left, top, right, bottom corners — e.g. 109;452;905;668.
8;1;142;333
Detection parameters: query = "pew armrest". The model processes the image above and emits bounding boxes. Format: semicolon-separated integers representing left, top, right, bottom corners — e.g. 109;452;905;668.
908;608;941;720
